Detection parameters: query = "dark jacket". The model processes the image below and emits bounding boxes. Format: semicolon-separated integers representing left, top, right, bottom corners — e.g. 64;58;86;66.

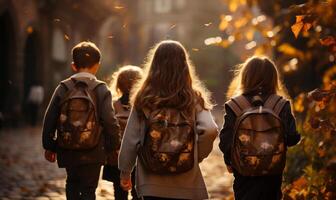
42;74;121;168
218;94;301;200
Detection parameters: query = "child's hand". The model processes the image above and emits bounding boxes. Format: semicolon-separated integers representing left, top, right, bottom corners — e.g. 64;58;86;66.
120;177;132;191
44;150;56;162
226;165;233;173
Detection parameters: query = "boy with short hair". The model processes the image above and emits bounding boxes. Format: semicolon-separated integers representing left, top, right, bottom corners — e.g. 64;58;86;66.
42;41;120;200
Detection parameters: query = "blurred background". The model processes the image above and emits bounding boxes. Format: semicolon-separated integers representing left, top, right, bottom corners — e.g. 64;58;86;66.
0;0;335;199
1;0;334;127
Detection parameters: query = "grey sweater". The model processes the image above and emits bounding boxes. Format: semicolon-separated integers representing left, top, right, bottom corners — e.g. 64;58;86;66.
118;107;218;199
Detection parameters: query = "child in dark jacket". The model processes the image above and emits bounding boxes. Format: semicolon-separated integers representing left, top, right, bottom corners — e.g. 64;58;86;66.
219;56;301;200
42;41;121;200
102;65;143;200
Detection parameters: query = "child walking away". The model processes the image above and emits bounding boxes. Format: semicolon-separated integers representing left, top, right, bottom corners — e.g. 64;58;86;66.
42;41;121;200
102;65;143;200
219;56;301;200
118;40;218;200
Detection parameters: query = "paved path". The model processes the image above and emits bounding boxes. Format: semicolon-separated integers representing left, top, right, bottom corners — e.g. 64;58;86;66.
0;127;233;200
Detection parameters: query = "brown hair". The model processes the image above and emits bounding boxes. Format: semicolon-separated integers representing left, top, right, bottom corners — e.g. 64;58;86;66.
131;40;213;112
227;56;289;99
110;65;143;100
72;41;101;68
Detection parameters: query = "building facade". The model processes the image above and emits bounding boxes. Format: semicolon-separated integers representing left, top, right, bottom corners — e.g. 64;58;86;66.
0;0;127;126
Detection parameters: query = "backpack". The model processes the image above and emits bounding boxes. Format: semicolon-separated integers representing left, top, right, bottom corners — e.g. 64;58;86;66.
138;108;196;174
106;100;130;165
113;100;131;136
227;94;288;176
57;78;103;150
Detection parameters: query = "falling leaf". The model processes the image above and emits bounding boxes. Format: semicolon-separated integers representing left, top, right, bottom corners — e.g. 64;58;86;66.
291;21;304;38
107;35;114;39
278;43;305;59
64;34;70;40
192;48;199;51
204;22;212;27
26;26;33;34
291;15;305;38
320;36;336;46
169;24;176;30
302;23;312;32
114;6;124;9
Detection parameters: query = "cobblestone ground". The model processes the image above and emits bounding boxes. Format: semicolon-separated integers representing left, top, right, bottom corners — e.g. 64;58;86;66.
0;127;233;200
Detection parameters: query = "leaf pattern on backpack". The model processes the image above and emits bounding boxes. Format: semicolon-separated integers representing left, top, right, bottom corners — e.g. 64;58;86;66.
60;114;67;123
260;142;274;152
170;140;183;150
178;153;190;166
159;153;169;162
73;120;83;127
79;131;91;143
239;134;251;145
86;122;93;129
271;154;281;164
150;130;161;139
245;156;260;166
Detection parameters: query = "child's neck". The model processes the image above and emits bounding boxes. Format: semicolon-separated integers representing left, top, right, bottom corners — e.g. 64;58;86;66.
77;68;96;75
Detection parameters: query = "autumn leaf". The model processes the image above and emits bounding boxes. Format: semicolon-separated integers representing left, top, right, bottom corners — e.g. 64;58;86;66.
292;177;308;190
278;43;305;59
320;36;336;46
229;0;238;12
291;22;303;38
64;34;70;40
219;15;232;31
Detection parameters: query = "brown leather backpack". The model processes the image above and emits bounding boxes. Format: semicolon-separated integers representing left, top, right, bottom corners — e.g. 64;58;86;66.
106;100;130;165
138;108;195;174
227;94;288;176
57;78;103;150
113;100;130;136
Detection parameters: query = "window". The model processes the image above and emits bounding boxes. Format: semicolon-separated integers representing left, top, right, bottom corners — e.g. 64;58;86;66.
154;0;172;13
51;28;67;62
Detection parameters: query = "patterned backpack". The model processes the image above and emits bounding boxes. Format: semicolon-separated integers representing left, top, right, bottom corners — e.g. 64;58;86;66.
138;108;195;174
57;78;103;150
227;94;288;176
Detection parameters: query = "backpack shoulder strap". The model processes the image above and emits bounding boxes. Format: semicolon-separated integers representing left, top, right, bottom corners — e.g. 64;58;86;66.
264;94;282;110
274;98;288;116
87;79;105;91
60;78;75;91
264;94;288;115
113;100;126;114
226;95;251;117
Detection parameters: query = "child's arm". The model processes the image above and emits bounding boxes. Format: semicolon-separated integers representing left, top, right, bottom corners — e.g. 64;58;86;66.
196;109;218;162
219;104;236;167
42;85;65;153
98;85;121;152
118;108;142;179
280;102;301;147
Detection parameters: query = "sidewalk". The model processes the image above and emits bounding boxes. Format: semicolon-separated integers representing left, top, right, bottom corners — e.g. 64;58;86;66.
0;127;233;200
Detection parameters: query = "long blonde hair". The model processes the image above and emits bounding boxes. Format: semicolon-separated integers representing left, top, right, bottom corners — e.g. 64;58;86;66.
227;56;289;99
110;65;143;100
131;40;213;112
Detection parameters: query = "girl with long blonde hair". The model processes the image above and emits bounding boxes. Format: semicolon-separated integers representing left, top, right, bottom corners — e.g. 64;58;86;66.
219;56;300;200
118;40;218;200
103;65;143;200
